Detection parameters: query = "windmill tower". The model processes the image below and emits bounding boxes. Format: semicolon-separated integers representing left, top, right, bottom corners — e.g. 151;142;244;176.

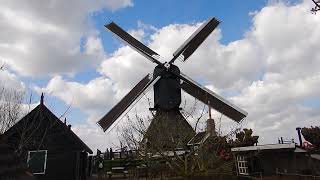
98;18;248;149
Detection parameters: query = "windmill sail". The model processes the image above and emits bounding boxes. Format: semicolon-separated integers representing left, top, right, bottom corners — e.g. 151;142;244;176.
105;22;162;65
98;74;159;131
179;73;247;122
170;18;220;63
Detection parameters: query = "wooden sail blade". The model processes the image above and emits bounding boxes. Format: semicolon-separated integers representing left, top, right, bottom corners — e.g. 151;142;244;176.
105;22;162;65
179;73;247;122
170;18;219;63
98;74;159;131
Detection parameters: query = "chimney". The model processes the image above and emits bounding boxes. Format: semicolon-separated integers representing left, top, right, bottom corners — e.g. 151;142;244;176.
207;118;216;136
68;124;71;130
64;118;67;125
207;104;216;136
296;127;303;147
40;93;44;105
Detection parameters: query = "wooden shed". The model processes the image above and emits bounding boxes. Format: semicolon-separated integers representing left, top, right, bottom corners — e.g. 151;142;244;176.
3;94;93;180
231;143;320;176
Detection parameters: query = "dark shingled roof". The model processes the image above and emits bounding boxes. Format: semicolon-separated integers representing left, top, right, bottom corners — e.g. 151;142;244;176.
4;102;92;154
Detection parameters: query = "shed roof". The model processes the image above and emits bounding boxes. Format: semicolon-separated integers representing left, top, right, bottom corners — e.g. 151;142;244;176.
187;131;210;146
231;143;296;152
4;100;92;154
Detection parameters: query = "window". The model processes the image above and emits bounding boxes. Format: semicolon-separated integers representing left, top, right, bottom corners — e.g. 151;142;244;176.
27;150;47;174
236;155;249;175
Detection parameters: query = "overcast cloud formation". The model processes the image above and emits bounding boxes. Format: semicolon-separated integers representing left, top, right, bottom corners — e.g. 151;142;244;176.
0;0;132;76
1;0;320;151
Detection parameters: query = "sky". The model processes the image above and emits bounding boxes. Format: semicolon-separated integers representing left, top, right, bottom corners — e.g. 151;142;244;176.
1;0;320;151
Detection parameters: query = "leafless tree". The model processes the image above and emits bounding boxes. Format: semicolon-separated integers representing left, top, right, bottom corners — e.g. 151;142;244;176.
0;87;24;134
311;0;320;14
0;61;4;70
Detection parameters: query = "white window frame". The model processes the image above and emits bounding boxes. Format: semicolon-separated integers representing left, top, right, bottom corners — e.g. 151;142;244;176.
236;155;249;175
27;150;48;175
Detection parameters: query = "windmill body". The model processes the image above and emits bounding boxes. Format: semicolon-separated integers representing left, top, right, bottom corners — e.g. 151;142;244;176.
98;18;248;150
153;64;181;110
148;64;194;149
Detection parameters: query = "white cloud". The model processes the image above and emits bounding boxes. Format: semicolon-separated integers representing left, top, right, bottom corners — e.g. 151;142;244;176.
0;69;25;90
85;35;105;58
36;75;119;123
72;123;118;152
99;46;154;91
0;0;132;76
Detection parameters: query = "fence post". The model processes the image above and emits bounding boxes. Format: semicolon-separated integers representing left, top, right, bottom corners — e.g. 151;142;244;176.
260;172;262;180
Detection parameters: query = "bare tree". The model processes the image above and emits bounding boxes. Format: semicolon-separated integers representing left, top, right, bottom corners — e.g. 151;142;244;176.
0;60;4;70
311;0;320;14
301;126;320;149
0;87;24;134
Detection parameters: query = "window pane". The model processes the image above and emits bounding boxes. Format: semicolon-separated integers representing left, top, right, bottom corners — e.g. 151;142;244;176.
237;155;249;175
28;151;47;174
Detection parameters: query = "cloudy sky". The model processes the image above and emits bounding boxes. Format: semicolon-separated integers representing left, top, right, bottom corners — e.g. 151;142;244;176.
1;0;320;151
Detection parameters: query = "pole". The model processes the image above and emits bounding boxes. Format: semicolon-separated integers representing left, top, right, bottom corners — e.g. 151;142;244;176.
208;101;212;119
296;127;303;147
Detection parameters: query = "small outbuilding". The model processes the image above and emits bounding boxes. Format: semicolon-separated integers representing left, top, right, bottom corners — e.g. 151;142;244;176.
231;143;320;176
3;94;93;180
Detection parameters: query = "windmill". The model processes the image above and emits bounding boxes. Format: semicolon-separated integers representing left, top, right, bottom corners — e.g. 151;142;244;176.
98;18;248;149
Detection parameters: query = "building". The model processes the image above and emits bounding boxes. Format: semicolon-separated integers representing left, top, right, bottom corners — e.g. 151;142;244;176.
187;116;216;150
231;143;320;176
3;94;93;180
